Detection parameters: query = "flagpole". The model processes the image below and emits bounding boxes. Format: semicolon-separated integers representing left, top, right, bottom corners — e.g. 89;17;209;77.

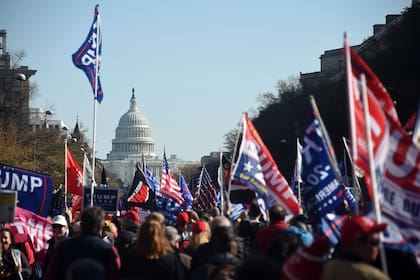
227;114;244;208
360;73;388;275
64;138;68;211
218;147;225;216
295;138;302;206
90;4;101;207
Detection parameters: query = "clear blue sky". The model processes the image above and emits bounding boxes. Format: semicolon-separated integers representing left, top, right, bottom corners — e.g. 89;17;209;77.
1;0;412;161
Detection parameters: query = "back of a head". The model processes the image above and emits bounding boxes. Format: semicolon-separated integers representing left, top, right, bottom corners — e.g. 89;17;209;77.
164;226;180;247
210;226;237;255
66;258;106;280
249;201;261;219
269;205;287;223
135;219;172;259
145;211;166;225
81;206;105;235
211;215;232;232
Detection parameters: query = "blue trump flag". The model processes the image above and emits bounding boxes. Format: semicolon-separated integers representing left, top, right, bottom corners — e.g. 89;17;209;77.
0;163;52;217
300;96;345;221
179;172;193;211
72;4;103;103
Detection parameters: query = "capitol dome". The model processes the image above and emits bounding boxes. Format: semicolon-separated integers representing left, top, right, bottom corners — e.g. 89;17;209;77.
106;90;156;160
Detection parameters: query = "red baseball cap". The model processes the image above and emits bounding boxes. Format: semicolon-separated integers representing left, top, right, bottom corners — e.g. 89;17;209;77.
340;216;387;245
282;237;331;280
176;211;189;227
125;210;140;223
192;220;208;234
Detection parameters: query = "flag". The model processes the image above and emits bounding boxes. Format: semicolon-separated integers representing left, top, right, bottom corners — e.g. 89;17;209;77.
72;4;103;103
145;166;160;194
193;165;218;212
66;147;83;196
344;35;390;200
82;152;92;186
127;162;150;204
160;151;183;205
314;213;348;246
231;113;301;216
7;207;52;263
179;172;193;211
300;97;345;220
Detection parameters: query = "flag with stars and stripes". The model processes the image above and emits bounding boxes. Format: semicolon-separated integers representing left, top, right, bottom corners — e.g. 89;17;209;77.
160;151;183;205
193;165;218;212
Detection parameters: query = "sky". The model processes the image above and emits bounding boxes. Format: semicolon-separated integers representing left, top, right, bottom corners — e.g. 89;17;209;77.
1;0;412;161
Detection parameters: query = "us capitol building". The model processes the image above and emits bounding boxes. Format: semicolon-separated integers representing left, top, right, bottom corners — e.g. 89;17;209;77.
102;89;197;189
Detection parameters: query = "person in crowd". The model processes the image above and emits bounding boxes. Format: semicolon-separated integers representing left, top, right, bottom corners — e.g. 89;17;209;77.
176;211;191;251
209;207;221;218
188;210;200;224
65;258;106;280
266;230;300;268
144;211;166;226
43;215;69;276
321;215;390;280
183;220;211;257
44;206;121;280
285;214;314;247
256;204;289;255
283;237;331;280
119;219;185;280
190;226;241;280
164;226;191;271
114;209;141;261
190;216;247;273
102;220;118;245
71;221;81;238
236;255;281;280
235;200;264;254
0;228;32;280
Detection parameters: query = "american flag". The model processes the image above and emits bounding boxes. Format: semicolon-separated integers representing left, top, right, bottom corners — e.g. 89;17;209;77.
193;165;218;211
160;151;183;205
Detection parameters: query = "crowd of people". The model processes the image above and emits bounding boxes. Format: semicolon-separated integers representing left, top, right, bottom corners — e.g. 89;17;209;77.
1;201;419;280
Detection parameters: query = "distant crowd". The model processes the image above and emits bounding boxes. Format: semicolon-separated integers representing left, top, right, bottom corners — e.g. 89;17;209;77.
0;201;419;280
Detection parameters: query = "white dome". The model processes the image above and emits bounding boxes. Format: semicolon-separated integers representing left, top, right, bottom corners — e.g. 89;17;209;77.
107;91;156;160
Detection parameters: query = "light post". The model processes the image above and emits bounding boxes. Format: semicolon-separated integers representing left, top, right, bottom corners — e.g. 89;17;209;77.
44;110;52;128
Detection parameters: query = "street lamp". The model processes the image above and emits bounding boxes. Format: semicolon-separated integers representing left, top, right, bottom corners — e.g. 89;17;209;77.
44;110;52;128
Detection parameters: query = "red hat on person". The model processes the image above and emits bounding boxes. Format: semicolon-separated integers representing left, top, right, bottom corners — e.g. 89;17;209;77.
176;211;189;227
282;237;331;280
105;213;113;221
125;210;140;224
192;220;208;234
340;215;387;245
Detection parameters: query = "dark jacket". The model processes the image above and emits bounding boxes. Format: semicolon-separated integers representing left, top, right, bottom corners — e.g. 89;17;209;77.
190;252;241;280
44;234;121;280
119;251;185;280
0;248;32;280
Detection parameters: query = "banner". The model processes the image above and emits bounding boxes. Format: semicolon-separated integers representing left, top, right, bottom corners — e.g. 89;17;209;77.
0;163;52;217
82;186;119;213
7;207;52;262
